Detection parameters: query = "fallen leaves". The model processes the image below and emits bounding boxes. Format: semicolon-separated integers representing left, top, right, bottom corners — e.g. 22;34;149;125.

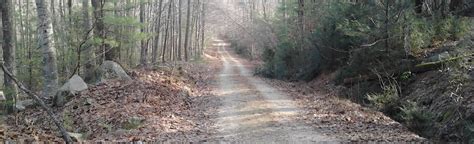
262;76;426;142
2;62;219;142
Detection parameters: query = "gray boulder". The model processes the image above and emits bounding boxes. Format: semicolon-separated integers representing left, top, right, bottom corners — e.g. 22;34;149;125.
426;51;451;63
123;116;145;130
55;75;88;106
15;99;35;111
470;70;474;78
98;61;132;82
15;104;26;111
0;91;5;101
467;103;474;120
60;75;88;94
67;132;84;142
181;86;192;97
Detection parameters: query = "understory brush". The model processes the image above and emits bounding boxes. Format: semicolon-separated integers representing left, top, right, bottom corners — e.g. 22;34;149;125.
256;40;321;80
398;101;435;137
367;75;401;115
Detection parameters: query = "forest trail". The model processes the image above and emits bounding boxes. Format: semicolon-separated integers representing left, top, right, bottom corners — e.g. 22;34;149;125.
213;40;337;143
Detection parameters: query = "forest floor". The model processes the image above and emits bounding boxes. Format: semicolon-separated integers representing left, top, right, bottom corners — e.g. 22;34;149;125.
1;58;221;142
2;40;427;143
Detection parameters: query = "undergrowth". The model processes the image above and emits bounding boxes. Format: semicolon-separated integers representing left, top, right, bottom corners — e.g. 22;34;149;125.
399;101;435;137
367;78;400;115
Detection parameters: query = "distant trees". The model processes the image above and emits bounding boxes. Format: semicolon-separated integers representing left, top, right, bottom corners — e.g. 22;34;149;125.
0;0;209;112
414;0;472;16
223;0;471;81
156;0;206;63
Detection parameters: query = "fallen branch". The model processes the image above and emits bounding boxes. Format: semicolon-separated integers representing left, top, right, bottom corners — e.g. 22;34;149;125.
342;53;473;85
0;63;72;143
412;54;469;73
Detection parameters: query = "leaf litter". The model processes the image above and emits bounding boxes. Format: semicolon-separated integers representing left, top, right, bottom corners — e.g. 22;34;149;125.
261;73;427;142
1;62;220;142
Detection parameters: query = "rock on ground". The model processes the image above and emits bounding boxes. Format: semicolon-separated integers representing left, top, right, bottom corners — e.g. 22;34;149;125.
426;51;451;63
60;75;88;94
0;91;5;101
98;61;132;82
67;132;84;142
55;75;88;106
15;99;35;111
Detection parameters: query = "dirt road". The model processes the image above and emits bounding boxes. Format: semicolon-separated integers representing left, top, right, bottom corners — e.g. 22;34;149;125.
213;41;337;143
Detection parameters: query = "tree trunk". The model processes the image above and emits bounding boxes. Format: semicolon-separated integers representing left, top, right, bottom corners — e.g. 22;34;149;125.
139;0;148;66
200;0;206;56
177;0;183;61
67;0;72;23
384;0;390;51
82;0;96;83
262;0;268;20
1;0;18;113
170;2;176;61
188;0;197;58
26;0;34;89
35;0;59;98
92;0;116;62
152;0;163;64
183;0;192;61
449;0;464;13
297;0;304;50
415;0;424;13
162;0;173;62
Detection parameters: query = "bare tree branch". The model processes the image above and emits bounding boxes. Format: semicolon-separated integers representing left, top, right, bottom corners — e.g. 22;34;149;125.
0;62;72;143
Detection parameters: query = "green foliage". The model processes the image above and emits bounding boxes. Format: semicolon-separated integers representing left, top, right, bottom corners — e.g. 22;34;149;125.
335;48;407;85
408;17;434;53
313;1;373;70
63;111;75;131
336;16;371;38
399;101;435;137
262;47;275;63
465;121;474;143
257;41;295;79
400;71;414;81
367;82;400;113
231;41;252;58
98;119;113;133
449;16;470;40
104;16;142;27
400;14;469;52
1;99;16;112
259;0;471;81
123;117;145;130
432;15;468;41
